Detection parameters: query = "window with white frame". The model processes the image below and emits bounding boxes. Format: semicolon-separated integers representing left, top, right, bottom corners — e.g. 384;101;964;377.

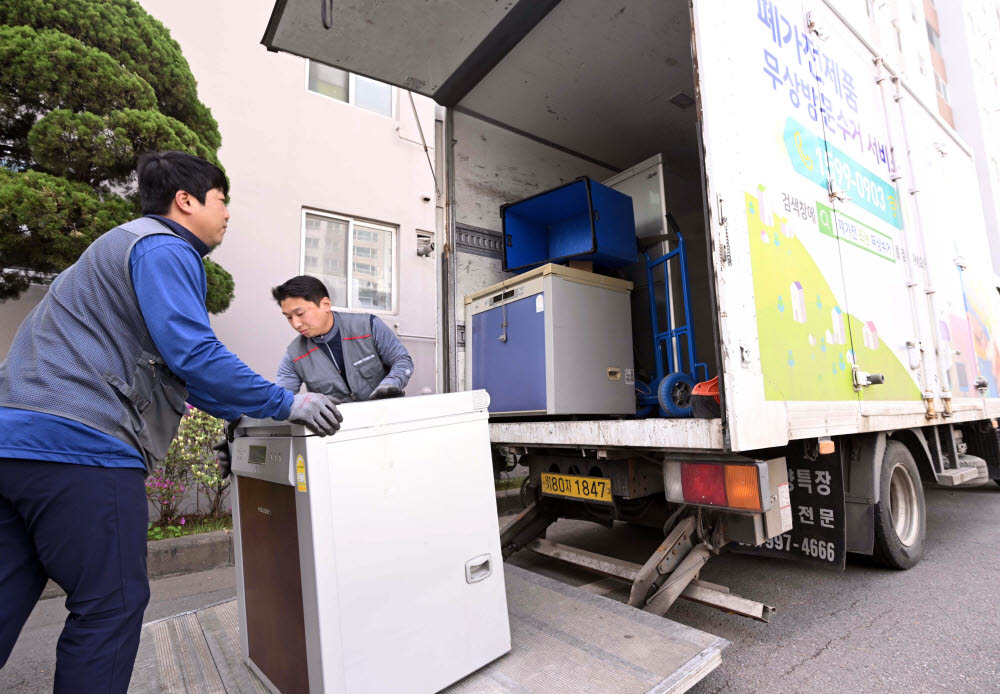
306;61;394;118
934;72;949;101
302;211;395;312
926;22;942;53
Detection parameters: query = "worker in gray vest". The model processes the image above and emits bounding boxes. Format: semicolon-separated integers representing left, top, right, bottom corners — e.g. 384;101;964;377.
273;275;414;401
0;151;342;693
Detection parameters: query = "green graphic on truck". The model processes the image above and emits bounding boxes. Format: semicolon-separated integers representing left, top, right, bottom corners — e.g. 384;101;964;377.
745;190;921;402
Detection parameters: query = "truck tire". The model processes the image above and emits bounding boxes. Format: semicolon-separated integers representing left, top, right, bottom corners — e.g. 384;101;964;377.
873;441;925;569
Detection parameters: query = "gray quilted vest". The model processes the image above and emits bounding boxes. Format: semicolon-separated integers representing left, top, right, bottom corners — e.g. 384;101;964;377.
0;217;191;472
286;311;387;401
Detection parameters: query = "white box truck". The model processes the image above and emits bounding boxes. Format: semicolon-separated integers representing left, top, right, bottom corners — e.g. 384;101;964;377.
262;0;1000;624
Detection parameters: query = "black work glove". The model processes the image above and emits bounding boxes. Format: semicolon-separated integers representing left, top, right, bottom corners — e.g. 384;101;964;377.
214;417;242;479
213;438;232;479
369;384;404;400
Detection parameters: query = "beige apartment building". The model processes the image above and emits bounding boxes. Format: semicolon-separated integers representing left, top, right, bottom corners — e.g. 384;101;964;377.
0;0;441;396
851;0;1000;271
933;0;1000;274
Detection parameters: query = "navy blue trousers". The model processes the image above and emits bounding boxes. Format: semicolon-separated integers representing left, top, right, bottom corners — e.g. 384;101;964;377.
0;459;150;693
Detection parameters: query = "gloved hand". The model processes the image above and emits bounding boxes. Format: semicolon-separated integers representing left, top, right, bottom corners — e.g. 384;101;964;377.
213;438;232;479
369;384;404;400
213;417;242;479
288;392;343;436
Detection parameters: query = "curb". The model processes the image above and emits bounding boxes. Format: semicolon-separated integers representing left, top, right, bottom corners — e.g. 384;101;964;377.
42;496;524;601
41;530;234;601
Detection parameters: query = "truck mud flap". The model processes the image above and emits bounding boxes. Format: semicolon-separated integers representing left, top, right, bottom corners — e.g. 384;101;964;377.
732;443;847;570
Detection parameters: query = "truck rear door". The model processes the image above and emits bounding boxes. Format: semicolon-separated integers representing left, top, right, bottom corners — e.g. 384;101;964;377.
789;1;928;418
691;0;875;449
262;1;559;105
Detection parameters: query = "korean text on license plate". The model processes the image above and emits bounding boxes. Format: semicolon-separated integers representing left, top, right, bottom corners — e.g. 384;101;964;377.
540;473;613;504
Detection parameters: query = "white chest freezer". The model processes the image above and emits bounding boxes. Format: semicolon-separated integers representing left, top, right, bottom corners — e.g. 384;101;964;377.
230;390;510;693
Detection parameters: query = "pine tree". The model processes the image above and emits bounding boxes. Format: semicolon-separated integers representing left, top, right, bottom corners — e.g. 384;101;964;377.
0;1;234;311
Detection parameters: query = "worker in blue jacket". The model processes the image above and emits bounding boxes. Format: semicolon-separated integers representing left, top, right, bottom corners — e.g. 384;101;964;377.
0;151;342;693
272;275;414;401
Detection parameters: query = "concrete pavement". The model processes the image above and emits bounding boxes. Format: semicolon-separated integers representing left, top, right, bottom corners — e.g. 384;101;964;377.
0;566;237;693
3;484;997;693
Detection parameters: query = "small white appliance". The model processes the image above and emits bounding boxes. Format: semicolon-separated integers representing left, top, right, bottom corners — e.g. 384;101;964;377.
230;390;510;693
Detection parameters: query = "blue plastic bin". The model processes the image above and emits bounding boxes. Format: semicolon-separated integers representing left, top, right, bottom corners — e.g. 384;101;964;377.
500;177;637;273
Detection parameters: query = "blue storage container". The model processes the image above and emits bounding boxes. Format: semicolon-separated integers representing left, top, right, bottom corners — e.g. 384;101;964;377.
500;177;637;273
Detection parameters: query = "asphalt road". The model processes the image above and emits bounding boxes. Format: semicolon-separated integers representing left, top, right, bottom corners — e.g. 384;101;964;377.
3;484;997;693
510;484;1000;694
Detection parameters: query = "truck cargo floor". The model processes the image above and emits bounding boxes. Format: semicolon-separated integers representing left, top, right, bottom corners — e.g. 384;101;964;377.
130;565;727;693
490;418;724;450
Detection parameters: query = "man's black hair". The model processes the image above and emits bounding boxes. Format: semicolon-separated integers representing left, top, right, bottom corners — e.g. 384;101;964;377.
137;151;229;215
272;275;330;306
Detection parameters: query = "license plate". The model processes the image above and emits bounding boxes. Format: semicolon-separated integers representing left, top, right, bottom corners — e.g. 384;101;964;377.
540;473;613;504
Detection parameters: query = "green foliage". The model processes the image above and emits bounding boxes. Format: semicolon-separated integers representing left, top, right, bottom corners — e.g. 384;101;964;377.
0;0;234;312
0;26;157;167
183;406;229;517
145;471;186;528
147;514;232;542
146;407;229;525
191;458;229;518
147;522;184;541
0;0;220;149
0;168;135;300
164;407;223;479
29;108;218;187
203;257;236;315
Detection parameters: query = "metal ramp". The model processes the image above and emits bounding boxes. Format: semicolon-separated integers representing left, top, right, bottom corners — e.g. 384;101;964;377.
131;565;727;693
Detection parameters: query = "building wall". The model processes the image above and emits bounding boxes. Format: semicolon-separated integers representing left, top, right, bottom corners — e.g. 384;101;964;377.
838;0;999;273
1;0;440;396
934;0;1000;274
140;0;439;392
0;284;47;361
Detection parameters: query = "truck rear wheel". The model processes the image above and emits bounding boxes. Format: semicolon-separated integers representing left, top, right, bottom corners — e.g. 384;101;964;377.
873;441;925;569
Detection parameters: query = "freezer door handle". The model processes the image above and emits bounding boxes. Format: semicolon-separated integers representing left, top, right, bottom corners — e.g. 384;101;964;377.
465;554;493;584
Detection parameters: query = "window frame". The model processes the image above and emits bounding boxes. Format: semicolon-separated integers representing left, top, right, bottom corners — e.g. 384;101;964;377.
926;22;942;53
304;60;397;119
934;72;949;102
300;208;398;315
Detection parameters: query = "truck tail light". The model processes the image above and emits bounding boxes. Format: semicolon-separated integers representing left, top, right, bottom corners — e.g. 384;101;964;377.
681;463;727;506
724;465;762;511
665;461;769;513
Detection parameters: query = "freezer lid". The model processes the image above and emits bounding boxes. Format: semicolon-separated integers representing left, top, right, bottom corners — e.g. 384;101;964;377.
262;0;561;105
234;417;309;438
464;262;633;305
235;390;492;438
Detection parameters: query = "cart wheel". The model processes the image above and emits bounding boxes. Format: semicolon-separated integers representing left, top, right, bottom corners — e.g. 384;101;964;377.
658;372;695;418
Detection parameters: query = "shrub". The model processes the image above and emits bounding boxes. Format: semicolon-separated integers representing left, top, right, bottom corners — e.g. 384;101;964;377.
0;1;233;311
146;406;225;524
